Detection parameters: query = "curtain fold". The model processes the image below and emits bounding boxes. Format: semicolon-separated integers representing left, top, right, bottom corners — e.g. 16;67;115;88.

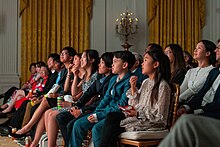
147;0;205;53
20;0;92;84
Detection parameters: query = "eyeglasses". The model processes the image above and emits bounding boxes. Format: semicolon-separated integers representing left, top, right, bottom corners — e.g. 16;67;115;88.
216;46;220;49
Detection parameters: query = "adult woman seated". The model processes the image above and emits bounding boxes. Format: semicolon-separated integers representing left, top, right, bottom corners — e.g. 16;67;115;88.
164;44;187;85
179;40;216;104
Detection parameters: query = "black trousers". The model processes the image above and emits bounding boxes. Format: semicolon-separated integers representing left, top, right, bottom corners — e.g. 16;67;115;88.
99;112;126;147
56;110;93;147
9;100;29;129
56;111;75;147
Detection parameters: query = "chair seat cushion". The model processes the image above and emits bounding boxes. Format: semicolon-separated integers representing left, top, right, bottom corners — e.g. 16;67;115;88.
119;129;169;140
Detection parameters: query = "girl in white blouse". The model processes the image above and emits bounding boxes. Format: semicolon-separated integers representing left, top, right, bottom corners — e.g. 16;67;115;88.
180;40;216;103
99;44;172;147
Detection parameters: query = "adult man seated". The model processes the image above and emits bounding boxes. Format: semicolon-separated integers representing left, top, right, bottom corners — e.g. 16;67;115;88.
159;114;220;147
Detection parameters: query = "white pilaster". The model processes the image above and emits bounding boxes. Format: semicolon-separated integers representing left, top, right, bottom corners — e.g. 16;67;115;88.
0;0;20;94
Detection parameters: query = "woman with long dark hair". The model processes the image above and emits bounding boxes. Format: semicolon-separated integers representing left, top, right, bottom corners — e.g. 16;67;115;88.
180;40;216;103
164;44;187;85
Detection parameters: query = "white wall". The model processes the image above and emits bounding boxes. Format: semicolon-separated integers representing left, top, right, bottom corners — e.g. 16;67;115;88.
202;0;220;43
90;0;148;55
0;0;20;95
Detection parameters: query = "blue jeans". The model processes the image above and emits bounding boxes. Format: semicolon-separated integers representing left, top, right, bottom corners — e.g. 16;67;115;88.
69;113;105;147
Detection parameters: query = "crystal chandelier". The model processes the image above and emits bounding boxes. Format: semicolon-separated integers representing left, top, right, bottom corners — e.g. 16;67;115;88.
116;10;138;51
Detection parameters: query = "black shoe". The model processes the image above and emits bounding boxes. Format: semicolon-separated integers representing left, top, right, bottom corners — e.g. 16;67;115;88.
0;126;10;136
11;132;27;138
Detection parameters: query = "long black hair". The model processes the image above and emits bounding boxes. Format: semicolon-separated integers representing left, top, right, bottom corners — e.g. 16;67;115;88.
146;45;171;105
165;44;186;77
199;40;216;66
84;49;100;75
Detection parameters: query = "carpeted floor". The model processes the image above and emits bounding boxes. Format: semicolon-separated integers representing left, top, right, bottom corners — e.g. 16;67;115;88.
0;136;19;147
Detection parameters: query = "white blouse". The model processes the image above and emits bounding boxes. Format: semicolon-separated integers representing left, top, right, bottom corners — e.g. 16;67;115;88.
179;65;214;102
120;78;171;131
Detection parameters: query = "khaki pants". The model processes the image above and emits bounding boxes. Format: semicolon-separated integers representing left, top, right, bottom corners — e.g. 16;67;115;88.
159;114;220;147
22;100;41;127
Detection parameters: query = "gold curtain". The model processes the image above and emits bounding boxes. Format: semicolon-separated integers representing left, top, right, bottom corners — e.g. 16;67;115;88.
147;0;205;53
20;0;92;84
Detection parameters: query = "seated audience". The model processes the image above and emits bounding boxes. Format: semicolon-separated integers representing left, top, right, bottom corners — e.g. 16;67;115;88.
164;44;187;85
0;62;39;113
69;51;135;147
31;50;99;147
99;44;171;147
22;55;62;127
180;40;216;103
0;63;49;117
55;52;114;146
8;54;60;132
11;47;76;138
177;43;220;119
131;52;148;88
183;51;194;70
63;53;84;100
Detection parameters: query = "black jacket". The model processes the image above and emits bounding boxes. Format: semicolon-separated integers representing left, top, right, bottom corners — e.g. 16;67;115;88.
187;67;220;119
37;71;58;97
76;73;114;113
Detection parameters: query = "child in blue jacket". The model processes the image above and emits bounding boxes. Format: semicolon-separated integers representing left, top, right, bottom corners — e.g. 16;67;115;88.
69;51;135;147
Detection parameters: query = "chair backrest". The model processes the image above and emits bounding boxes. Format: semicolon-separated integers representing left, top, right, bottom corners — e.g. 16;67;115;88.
166;83;180;129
